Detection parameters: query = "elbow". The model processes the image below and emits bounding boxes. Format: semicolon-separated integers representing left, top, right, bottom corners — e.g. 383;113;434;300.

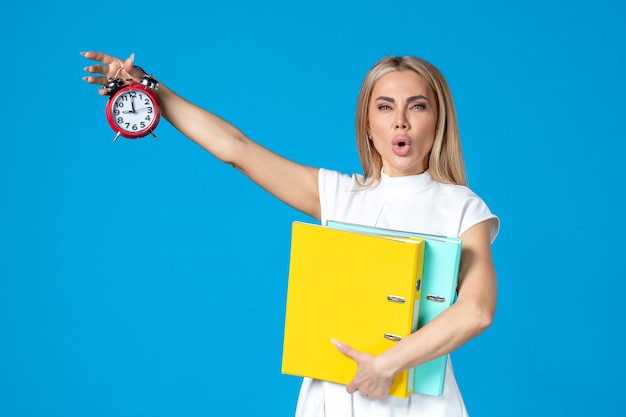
460;301;495;337
477;309;494;334
221;133;251;167
473;305;495;335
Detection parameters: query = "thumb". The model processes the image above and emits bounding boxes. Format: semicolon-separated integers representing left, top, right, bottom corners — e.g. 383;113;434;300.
330;338;359;361
123;53;144;80
124;53;135;73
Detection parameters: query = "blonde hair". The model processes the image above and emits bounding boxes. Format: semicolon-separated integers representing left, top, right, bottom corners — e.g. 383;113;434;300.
355;56;467;186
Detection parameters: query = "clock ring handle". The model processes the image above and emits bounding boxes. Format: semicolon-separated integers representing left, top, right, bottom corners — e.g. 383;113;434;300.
133;65;160;91
104;67;127;94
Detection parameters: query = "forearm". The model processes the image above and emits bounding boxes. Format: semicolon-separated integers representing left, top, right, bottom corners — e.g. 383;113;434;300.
375;298;494;378
157;84;249;165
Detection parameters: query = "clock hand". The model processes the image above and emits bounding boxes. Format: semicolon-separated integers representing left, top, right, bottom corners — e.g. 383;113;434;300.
123;96;137;114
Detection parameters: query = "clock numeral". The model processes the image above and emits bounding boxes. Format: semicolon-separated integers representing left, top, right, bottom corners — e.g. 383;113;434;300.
147;107;153;114
144;99;150;105
145;115;151;121
115;101;125;108
140;122;146;128
113;109;120;115
117;117;124;123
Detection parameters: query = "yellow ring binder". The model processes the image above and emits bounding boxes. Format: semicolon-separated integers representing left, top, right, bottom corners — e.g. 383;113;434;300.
282;222;425;398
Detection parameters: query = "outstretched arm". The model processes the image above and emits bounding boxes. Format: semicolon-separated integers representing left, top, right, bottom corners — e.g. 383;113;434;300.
82;51;321;219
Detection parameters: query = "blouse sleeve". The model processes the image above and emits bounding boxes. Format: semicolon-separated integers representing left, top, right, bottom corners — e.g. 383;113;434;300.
459;194;500;243
317;168;363;226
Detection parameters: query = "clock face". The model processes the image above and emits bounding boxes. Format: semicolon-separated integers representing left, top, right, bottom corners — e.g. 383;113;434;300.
106;86;160;138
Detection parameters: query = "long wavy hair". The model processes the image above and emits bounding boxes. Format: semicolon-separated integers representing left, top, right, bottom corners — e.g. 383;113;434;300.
356;56;467;186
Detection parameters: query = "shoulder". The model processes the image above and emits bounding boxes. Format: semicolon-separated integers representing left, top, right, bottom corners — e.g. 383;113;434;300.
430;181;486;208
318;168;363;184
318;168;367;191
433;182;500;242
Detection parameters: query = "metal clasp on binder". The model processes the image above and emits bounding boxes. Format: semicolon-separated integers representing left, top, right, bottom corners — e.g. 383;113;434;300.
384;333;402;342
387;295;406;304
387;279;421;304
426;295;446;303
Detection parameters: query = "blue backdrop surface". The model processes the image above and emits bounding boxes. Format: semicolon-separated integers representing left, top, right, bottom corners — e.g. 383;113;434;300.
1;1;624;416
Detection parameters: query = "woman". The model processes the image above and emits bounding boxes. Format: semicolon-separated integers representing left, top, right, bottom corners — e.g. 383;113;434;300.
82;52;499;416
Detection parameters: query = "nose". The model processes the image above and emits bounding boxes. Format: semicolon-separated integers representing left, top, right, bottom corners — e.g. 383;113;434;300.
395;111;409;129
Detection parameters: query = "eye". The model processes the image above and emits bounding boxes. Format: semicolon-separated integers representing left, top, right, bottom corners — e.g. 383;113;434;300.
377;104;392;111
410;103;427;110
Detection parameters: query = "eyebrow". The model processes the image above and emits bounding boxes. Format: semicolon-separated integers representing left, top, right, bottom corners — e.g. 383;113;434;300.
375;95;431;103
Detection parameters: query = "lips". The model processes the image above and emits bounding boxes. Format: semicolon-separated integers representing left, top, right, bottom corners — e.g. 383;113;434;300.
392;135;412;156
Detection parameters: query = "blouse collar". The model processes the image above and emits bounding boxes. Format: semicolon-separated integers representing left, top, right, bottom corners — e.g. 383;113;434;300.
380;169;435;192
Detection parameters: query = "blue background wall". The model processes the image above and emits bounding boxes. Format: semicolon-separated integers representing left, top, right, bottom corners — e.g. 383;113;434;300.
1;1;624;415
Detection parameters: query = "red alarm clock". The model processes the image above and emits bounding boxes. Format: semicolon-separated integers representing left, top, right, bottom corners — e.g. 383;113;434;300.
105;71;161;142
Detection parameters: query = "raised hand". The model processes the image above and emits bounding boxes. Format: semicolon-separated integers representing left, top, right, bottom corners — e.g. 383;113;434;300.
81;51;144;96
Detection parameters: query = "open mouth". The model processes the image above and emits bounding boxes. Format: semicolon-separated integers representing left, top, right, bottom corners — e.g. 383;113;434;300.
392;136;411;156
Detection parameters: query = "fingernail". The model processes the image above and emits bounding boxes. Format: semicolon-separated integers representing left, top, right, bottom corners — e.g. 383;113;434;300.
129;52;135;62
330;338;344;349
79;51;86;56
82;76;89;81
83;66;89;71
